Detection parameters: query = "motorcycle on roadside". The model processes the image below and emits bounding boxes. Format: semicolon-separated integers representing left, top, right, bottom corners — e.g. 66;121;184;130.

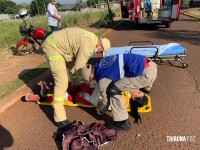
16;8;53;55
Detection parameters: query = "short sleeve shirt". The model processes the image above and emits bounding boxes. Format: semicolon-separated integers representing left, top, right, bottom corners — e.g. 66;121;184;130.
47;3;59;26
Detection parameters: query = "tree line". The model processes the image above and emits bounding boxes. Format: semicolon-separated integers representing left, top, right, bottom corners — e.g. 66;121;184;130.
0;0;110;15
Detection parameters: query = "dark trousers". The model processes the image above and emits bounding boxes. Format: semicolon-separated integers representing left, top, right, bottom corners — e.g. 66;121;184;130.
50;26;59;32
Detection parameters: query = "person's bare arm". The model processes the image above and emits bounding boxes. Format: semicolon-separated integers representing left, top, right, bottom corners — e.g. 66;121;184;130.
51;14;61;21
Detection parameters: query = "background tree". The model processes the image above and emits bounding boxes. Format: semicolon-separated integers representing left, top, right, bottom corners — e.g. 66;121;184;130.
30;0;62;15
76;0;87;11
98;0;106;3
0;0;16;13
4;7;15;14
56;2;62;8
30;0;49;15
30;1;37;15
86;0;97;7
4;3;30;14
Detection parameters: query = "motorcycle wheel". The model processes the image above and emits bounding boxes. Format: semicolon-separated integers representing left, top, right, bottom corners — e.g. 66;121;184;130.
16;43;34;55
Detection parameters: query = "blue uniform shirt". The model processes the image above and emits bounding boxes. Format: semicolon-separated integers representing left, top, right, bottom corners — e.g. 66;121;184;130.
94;54;145;82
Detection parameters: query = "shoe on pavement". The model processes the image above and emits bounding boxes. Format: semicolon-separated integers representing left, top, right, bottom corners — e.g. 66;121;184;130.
25;93;40;102
108;119;131;131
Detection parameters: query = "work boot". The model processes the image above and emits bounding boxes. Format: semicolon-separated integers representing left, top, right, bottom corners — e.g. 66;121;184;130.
57;119;72;131
108;119;131;131
53;120;72;142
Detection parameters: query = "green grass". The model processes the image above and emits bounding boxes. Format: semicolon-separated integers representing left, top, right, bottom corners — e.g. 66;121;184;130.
0;10;111;49
0;9;121;100
0;26;111;100
0;62;49;99
192;14;200;18
0;20;21;49
184;9;200;19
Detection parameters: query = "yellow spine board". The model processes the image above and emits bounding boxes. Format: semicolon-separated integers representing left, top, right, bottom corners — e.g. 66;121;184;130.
37;92;152;112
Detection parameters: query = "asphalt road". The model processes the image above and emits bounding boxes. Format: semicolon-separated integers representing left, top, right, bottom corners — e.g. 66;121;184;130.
0;14;200;150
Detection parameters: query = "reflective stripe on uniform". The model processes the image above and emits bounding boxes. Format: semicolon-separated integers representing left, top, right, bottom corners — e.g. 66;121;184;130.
83;30;98;45
54;96;65;102
119;54;124;79
94;35;98;45
47;35;58;49
48;55;64;61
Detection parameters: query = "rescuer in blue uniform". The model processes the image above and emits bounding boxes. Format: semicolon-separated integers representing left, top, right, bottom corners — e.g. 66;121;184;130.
93;53;157;131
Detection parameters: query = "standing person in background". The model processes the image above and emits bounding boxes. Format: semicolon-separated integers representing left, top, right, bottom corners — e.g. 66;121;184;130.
43;27;111;131
47;0;61;31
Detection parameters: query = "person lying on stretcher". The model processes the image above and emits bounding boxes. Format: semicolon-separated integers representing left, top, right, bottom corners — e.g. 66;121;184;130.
25;81;94;105
25;81;147;110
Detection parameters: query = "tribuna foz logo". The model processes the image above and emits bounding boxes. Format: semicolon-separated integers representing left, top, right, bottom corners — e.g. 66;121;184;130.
166;136;195;142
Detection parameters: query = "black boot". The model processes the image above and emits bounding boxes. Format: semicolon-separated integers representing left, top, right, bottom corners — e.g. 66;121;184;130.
109;119;131;131
57;119;72;131
53;120;72;142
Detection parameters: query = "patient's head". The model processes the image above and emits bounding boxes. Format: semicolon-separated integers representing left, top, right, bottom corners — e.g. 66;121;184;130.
130;90;148;123
130;90;148;108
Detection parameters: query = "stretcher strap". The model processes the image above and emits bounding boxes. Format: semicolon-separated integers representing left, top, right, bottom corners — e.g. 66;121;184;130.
106;82;122;100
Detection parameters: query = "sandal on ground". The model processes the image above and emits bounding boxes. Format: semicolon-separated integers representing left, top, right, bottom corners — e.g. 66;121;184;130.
25;93;40;102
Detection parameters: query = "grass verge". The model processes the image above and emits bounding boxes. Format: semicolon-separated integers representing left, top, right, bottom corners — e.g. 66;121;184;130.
0;18;122;100
0;62;49;99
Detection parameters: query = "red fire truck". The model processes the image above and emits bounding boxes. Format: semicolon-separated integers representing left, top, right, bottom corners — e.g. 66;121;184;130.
120;0;181;28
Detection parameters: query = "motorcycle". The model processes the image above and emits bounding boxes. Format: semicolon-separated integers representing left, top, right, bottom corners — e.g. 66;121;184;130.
16;11;52;55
